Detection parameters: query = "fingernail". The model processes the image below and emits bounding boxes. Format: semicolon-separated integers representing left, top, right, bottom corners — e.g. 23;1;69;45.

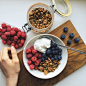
11;46;15;50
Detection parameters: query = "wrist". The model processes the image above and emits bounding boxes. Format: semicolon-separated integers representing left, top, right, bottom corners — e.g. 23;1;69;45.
6;74;18;86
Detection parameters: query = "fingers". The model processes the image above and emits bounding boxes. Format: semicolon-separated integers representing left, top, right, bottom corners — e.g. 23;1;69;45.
11;46;19;62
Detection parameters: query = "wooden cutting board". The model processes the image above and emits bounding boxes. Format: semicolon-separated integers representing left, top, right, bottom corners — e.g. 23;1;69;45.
17;20;86;86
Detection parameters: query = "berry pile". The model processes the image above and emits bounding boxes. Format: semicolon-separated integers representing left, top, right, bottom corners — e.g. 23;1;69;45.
0;23;26;49
41;42;62;62
26;46;42;70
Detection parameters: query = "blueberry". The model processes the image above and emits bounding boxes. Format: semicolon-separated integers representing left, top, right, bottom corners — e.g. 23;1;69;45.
45;56;48;60
51;58;54;62
54;55;58;60
55;50;58;54
41;58;45;62
58;56;62;61
52;47;55;50
46;49;51;55
51;42;57;47
52;50;56;55
58;48;62;52
56;46;59;50
69;33;74;38
64;27;68;32
49;54;53;58
74;38;80;43
58;52;62;55
42;53;46;58
61;34;65;39
67;40;71;45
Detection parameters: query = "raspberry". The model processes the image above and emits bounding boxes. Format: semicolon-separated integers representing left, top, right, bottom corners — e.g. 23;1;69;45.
19;43;23;47
32;49;37;54
27;61;32;65
14;36;18;41
30;46;34;50
21;39;25;44
15;44;19;49
34;65;38;70
26;54;32;59
38;59;41;63
4;32;10;36
11;43;15;46
1;35;7;40
34;53;39;57
17;39;21;43
2;40;7;44
6;25;11;28
10;30;16;35
7;36;11;40
18;29;21;32
2;29;7;33
35;60;40;66
11;27;18;32
0;28;2;32
21;32;26;38
30;64;34;70
38;54;42;58
0;33;1;37
7;40;11;45
31;56;37;62
26;48;31;54
7;27;11;32
17;32;22;37
1;23;7;28
11;37;14;41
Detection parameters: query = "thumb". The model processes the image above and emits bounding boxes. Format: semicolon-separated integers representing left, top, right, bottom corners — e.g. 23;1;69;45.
11;46;18;62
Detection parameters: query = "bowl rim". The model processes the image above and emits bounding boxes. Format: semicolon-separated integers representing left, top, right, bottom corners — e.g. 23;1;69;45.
23;34;68;79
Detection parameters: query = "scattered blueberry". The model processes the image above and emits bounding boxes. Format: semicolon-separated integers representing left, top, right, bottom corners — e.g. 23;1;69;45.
74;38;80;43
45;56;48;60
64;27;68;32
51;58;54;62
69;33;74;38
58;56;62;61
41;58;45;62
56;46;59;50
67;40;71;45
58;48;62;52
61;34;65;40
42;53;46;58
54;55;58;60
49;54;53;58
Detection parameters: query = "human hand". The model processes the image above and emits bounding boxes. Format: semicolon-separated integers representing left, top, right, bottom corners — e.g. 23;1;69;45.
0;46;20;86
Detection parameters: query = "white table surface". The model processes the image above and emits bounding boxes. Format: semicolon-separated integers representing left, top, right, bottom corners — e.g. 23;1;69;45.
0;0;86;86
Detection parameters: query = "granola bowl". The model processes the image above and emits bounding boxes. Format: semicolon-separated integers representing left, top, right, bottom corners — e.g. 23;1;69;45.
23;34;68;79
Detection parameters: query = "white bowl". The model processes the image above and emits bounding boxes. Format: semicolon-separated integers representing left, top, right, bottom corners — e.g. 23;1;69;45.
23;34;68;79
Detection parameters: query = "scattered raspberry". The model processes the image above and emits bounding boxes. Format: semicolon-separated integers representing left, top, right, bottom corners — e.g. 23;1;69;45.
18;29;21;32
15;44;19;49
26;48;31;54
31;56;37;62
0;28;2;32
17;32;22;37
34;65;38;70
27;61;32;65
2;40;7;44
6;25;11;28
10;30;16;35
35;60;40;66
2;29;7;33
32;49;37;54
21;32;26;38
1;23;7;28
38;54;42;58
26;54;32;59
30;64;34;70
21;39;25;44
34;53;39;57
1;35;7;40
4;32;10;36
7;27;11;32
30;46;34;50
11;43;15;46
14;36;18;41
7;40;11;45
19;43;23;47
11;27;18;32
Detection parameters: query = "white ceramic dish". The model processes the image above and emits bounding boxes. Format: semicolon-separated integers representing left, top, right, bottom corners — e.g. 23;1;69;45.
23;34;68;79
